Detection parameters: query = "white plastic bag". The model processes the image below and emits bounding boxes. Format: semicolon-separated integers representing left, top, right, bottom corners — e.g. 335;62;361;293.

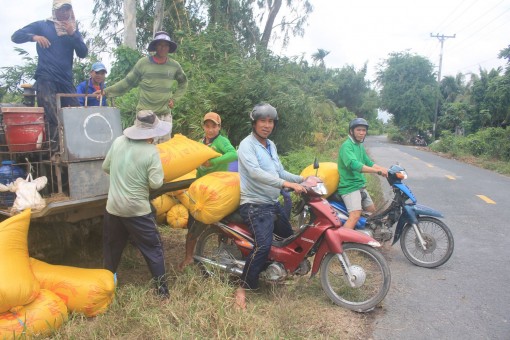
7;174;47;212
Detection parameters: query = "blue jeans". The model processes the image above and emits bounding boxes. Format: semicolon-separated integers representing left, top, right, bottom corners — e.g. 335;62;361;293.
239;203;293;289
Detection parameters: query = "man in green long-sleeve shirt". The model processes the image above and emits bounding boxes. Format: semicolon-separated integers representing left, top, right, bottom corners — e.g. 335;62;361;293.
97;31;187;142
178;112;238;270
337;118;388;229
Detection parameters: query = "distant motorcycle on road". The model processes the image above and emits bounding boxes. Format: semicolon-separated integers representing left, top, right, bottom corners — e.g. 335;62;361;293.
410;135;427;146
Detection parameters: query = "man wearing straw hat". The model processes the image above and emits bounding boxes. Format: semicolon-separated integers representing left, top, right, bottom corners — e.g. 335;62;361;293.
97;31;187;143
11;0;88;152
102;110;172;299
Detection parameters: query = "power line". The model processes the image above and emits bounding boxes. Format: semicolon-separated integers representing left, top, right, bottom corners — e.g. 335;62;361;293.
439;0;481;32
432;0;466;33
448;8;510;53
451;0;505;35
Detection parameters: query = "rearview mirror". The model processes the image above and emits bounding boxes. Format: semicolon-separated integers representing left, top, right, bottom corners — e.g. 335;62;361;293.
313;157;319;170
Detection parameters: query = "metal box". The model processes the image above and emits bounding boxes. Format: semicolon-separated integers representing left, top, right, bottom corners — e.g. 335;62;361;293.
68;160;110;199
58;106;123;161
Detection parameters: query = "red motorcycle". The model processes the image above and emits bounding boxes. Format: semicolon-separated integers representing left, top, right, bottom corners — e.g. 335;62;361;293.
193;177;391;312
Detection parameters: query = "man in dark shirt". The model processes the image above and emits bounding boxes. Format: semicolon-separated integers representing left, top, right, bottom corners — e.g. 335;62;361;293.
11;1;88;151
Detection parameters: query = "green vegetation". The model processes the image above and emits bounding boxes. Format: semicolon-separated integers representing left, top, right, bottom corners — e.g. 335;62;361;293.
431;128;510;176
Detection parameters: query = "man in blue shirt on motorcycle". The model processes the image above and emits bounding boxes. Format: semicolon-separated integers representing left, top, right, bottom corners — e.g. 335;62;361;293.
337;118;388;230
234;103;306;309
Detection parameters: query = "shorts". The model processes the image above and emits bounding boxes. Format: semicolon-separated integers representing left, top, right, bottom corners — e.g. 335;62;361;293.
187;214;208;239
341;188;374;212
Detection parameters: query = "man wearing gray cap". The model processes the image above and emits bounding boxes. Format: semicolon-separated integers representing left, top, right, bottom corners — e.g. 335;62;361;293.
102;110;172;299
76;62;108;106
11;0;88;152
98;31;187;142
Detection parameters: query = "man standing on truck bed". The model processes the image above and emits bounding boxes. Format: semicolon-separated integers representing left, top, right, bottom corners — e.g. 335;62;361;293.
96;31;187;143
102;110;172;299
11;0;88;152
76;61;108;107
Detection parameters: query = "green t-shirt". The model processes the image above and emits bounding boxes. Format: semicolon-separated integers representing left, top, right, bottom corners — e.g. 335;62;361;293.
196;134;238;178
337;136;374;195
103;136;164;217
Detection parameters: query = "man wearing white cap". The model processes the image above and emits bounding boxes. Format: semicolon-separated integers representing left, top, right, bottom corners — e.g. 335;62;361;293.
11;0;88;151
98;31;188;142
76;62;108;106
102;110;172;299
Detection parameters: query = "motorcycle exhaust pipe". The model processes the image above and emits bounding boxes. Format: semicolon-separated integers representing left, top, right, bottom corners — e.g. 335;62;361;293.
193;255;244;276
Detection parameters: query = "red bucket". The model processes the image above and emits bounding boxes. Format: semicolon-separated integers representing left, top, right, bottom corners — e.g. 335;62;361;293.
1;107;45;152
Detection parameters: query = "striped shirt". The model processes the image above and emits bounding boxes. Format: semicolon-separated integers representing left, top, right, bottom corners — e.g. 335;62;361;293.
104;56;187;116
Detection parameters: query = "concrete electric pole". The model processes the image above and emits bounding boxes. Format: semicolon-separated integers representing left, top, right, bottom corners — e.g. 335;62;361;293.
431;33;456;140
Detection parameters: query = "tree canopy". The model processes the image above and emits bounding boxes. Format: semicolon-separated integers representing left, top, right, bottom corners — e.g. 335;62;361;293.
376;51;437;132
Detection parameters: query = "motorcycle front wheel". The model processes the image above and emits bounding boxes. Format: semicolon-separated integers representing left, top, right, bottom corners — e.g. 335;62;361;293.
320;243;391;312
400;216;454;268
194;225;244;277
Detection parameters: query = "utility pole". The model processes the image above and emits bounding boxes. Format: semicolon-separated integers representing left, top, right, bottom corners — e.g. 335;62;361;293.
431;33;456;140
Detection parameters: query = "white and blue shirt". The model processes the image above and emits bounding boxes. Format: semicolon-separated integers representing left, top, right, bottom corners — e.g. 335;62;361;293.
238;133;302;205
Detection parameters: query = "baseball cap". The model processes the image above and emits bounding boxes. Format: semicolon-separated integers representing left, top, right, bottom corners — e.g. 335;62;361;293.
203;112;221;125
91;62;107;73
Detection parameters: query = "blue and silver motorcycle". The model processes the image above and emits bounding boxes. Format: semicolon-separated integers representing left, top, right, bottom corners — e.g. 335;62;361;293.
300;164;454;268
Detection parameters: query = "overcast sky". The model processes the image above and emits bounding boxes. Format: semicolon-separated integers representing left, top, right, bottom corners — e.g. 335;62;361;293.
1;0;509;84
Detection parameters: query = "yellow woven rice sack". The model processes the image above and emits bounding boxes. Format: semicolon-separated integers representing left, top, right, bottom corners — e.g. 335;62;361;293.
166;204;189;228
29;258;115;317
0;209;40;313
300;162;339;198
166;169;197;197
157;134;220;182
176;190;189;207
151;194;178;224
183;172;240;224
0;289;68;339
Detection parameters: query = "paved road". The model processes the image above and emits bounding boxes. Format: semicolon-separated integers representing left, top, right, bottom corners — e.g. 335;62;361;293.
365;136;510;340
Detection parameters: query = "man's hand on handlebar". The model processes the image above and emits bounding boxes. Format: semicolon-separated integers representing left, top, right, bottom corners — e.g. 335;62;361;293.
283;181;307;194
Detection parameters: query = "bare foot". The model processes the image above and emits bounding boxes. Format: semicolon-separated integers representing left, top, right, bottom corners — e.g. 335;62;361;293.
178;258;193;271
234;287;247;310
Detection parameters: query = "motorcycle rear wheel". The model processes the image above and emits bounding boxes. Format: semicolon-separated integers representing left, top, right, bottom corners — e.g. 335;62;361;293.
320;243;391;312
400;216;454;268
194;225;244;276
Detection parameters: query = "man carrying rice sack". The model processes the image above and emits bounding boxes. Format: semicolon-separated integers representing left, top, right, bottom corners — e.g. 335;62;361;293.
102;110;172;299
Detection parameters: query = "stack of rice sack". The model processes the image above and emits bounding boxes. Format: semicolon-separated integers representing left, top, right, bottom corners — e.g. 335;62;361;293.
300;162;339;198
151;170;197;228
0;210;115;339
177;172;240;224
157;134;237;227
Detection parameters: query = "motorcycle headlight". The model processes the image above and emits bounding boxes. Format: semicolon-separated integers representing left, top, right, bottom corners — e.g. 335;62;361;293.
396;171;408;180
311;182;328;196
